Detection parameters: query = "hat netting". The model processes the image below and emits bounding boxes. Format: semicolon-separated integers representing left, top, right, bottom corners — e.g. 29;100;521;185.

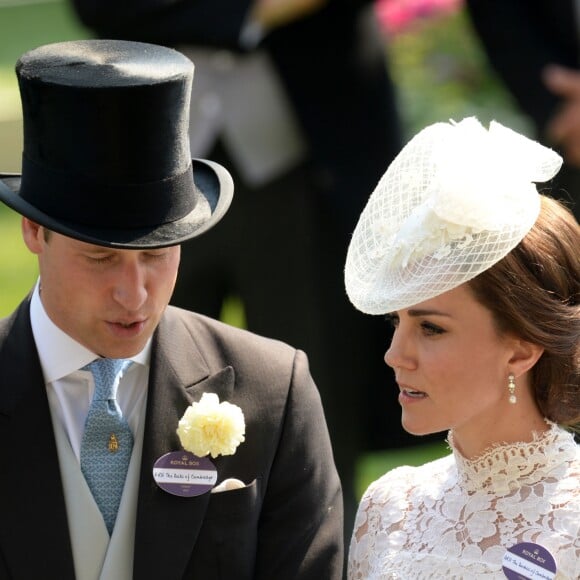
344;117;563;314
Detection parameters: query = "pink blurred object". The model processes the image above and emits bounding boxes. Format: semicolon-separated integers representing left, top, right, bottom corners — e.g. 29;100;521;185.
375;0;463;34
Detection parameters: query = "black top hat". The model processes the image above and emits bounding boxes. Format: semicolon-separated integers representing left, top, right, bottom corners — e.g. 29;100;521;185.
0;39;233;248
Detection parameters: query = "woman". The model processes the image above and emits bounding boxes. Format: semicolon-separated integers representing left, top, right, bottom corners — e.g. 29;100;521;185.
345;118;579;579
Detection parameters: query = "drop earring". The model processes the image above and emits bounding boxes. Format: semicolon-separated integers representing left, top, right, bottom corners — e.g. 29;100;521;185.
508;373;517;404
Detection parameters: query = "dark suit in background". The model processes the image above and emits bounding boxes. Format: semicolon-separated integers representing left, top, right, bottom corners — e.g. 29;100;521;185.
70;0;409;531
466;0;580;219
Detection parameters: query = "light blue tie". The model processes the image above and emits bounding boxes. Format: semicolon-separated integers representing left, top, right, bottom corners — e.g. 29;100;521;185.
80;358;133;535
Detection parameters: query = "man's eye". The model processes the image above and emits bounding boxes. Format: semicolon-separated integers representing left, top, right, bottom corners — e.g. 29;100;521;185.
145;252;167;260
88;255;112;264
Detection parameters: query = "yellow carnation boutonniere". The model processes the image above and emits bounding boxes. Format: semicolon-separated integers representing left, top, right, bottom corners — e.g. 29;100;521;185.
177;393;246;459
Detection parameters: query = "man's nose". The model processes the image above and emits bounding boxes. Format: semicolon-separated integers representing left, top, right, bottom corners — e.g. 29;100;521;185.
112;261;148;311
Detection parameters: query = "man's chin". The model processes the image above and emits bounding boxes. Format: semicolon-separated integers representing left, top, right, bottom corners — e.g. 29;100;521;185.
87;335;151;359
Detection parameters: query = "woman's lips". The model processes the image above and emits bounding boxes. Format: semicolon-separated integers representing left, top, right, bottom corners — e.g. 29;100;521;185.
398;386;428;403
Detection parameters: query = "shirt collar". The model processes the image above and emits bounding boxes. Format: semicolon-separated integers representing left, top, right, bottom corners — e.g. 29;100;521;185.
30;280;151;384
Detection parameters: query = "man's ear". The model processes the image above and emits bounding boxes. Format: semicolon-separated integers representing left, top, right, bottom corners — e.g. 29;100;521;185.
508;337;544;378
21;218;44;254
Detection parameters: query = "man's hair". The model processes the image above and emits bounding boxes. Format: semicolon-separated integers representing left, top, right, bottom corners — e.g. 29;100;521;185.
469;196;579;428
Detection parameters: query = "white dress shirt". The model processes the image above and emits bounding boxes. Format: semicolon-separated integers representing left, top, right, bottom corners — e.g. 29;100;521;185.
29;281;151;462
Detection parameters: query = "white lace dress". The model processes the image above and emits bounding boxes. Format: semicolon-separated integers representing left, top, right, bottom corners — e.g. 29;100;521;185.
348;424;580;579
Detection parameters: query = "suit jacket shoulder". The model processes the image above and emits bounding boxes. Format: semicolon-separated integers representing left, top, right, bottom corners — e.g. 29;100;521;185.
159;306;297;378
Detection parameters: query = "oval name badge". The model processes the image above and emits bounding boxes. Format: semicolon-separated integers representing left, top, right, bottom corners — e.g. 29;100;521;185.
153;451;217;497
502;542;557;580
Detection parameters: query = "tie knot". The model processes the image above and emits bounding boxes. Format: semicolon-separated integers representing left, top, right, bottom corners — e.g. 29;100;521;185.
84;358;132;400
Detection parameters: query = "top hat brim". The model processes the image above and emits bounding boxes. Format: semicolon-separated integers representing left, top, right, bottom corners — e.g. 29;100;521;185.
0;158;233;249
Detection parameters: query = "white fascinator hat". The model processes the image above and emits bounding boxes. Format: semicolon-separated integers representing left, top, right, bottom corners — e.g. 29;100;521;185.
344;117;563;314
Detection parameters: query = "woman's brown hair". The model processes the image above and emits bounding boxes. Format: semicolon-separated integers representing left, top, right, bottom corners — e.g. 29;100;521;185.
469;196;579;428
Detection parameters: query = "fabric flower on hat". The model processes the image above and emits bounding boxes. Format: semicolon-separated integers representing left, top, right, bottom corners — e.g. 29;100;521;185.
177;393;245;458
389;117;562;270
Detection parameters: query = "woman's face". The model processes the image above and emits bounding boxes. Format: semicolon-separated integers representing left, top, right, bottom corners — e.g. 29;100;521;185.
385;283;527;454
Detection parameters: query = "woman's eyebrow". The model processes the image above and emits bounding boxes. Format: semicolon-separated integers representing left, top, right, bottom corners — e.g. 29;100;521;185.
406;308;452;317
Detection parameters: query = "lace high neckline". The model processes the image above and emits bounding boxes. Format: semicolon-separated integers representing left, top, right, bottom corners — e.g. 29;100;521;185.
448;422;578;494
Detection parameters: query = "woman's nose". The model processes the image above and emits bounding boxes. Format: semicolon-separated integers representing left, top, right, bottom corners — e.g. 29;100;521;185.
384;329;415;370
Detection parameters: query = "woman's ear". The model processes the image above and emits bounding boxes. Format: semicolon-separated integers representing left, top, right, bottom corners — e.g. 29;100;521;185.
507;337;544;378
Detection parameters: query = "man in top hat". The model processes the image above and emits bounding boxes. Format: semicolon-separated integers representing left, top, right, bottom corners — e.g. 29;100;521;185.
0;39;343;579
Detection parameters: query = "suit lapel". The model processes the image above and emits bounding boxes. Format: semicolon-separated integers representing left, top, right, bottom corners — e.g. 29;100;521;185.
133;308;234;580
0;301;75;578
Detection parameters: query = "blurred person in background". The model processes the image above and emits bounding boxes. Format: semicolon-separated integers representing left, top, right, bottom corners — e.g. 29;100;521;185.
466;0;580;221
70;0;407;533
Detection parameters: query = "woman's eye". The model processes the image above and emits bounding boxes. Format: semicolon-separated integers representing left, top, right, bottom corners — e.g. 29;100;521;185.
421;322;445;336
385;313;399;328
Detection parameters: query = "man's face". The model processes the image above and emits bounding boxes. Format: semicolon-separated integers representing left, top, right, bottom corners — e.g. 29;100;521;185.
22;219;180;358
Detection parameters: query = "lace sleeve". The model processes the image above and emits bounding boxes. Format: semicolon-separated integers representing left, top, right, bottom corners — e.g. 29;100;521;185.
348;467;413;579
348;478;378;579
